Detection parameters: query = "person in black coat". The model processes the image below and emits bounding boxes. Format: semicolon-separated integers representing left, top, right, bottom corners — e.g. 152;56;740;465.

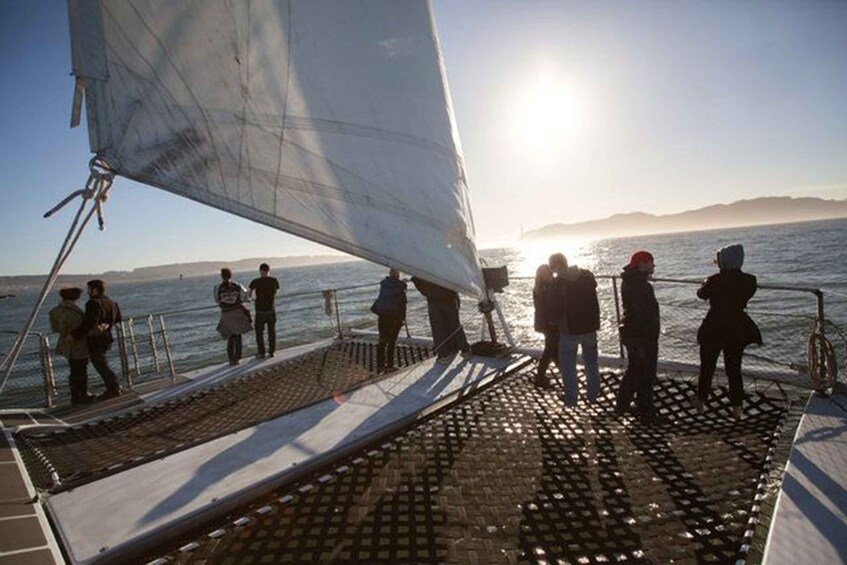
71;279;123;399
615;251;661;424
693;244;762;420
549;253;602;406
371;269;407;372
411;276;470;364
532;263;558;388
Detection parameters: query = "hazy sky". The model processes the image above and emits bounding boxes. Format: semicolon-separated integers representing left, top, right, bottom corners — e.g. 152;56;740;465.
0;1;845;275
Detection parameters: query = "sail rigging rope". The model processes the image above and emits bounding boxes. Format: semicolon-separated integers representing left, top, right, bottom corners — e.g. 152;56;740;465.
0;158;115;396
807;318;840;394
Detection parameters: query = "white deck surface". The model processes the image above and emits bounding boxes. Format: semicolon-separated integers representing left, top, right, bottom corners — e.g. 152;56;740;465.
763;392;847;564
47;351;524;563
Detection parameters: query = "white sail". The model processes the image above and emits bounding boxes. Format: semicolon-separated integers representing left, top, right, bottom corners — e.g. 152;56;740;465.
67;0;483;296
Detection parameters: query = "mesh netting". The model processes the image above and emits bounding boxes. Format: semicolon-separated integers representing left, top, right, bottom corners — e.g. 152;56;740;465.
145;364;804;564
16;339;433;492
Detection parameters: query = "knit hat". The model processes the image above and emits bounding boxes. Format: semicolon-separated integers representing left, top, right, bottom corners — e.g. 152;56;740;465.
625;250;654;269
716;244;744;270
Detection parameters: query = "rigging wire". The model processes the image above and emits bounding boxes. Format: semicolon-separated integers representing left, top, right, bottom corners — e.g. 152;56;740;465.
0;158;115;396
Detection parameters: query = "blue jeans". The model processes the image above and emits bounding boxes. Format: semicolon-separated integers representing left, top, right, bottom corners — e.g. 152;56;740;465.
558;332;600;406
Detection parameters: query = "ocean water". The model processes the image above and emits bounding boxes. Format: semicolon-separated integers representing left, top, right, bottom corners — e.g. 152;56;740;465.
1;219;846;406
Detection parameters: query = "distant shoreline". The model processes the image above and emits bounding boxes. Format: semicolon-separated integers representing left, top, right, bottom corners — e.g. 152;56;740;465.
0;255;358;294
522;196;847;241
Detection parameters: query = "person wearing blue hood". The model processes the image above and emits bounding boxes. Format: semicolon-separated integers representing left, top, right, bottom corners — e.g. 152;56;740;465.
693;244;762;420
371;269;407;372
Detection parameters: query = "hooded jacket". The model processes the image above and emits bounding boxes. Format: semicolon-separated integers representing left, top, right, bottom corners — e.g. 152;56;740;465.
619;267;660;341
372;277;407;319
697;269;762;348
49;300;89;360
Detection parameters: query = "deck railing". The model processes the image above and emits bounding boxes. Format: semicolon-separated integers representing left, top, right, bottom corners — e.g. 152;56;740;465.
0;275;841;409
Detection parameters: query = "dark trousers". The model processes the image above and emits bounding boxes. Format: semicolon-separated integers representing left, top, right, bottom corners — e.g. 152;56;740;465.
428;301;469;359
616;338;658;417
227;334;243;363
698;343;745;406
538;330;559;378
377;315;404;369
89;345;120;393
254;311;276;355
68;358;89;403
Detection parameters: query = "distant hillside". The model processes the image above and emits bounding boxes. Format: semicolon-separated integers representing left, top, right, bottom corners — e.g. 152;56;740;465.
523;197;847;240
0;255;353;294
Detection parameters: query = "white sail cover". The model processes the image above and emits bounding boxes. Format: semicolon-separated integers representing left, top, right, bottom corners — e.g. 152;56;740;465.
67;0;483;296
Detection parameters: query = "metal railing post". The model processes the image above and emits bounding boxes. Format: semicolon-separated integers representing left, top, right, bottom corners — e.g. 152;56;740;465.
333;290;343;339
127;317;140;388
38;333;55;408
158;315;177;383
147;314;161;373
611;275;625;358
116;322;130;386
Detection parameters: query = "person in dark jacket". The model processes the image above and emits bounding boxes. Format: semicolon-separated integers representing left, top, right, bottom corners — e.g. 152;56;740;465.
615;251;661;424
249;263;280;359
549;253;601;406
371;269;407;373
532;263;558;388
411;276;470;365
693;244;762;420
71;279;123;399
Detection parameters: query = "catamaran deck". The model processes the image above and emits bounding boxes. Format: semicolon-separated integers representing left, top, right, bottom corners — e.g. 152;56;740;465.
1;337;840;563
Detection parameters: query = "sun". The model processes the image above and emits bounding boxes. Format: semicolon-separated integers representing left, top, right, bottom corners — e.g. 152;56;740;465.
512;69;586;159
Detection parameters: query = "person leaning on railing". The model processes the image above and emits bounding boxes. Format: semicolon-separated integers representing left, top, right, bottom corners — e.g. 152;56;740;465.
692;244;763;421
371;268;407;373
214;268;251;366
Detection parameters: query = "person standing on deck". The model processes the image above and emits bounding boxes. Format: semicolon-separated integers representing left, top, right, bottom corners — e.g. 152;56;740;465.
549;253;601;407
411;277;471;365
693;244;762;421
215;268;251;366
49;287;94;405
532;263;558;388
249;263;280;359
615;251;662;425
71;279;123;400
371;268;407;373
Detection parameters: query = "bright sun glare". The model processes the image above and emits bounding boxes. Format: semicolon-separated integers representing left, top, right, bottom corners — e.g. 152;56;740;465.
513;69;585;159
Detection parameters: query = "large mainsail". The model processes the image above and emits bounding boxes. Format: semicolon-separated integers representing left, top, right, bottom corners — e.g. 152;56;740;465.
67;0;484;296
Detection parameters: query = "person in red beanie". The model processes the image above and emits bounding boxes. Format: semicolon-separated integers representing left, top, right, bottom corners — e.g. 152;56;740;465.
615;250;663;425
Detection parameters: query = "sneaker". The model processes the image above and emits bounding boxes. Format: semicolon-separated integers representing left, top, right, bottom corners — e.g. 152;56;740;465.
732;406;743;421
533;376;551;389
268;352;275;358
640;413;670;427
690;396;705;414
256;353;266;360
435;356;451;366
229;359;240;366
98;388;124;401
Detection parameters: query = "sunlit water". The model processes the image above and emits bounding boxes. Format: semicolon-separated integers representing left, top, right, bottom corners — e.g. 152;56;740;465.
1;219;846;405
